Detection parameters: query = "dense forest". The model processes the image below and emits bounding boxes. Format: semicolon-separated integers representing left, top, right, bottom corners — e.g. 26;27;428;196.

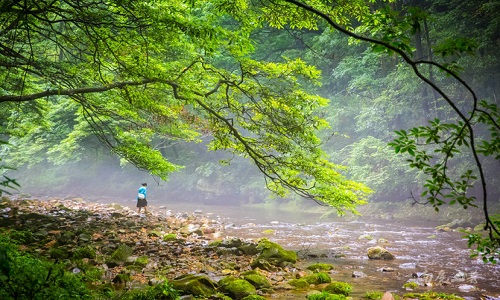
0;0;499;260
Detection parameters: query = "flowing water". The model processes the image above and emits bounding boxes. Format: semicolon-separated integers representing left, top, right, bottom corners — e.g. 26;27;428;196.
90;196;499;299
159;202;500;300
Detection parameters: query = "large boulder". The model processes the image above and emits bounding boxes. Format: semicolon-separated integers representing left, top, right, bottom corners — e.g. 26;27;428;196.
240;270;271;289
250;239;297;270
170;274;217;297
220;279;257;299
367;246;395;260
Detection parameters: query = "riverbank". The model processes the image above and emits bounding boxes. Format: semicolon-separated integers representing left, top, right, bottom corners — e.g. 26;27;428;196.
0;196;498;299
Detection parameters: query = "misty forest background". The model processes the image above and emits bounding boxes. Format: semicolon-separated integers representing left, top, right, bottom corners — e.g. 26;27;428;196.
0;0;499;220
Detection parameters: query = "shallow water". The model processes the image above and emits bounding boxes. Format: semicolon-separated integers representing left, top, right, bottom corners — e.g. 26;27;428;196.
89;196;500;299
156;202;500;299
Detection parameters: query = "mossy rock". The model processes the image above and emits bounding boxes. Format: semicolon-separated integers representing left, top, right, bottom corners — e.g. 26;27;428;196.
323;281;352;296
211;293;233;300
307;263;334;272
303;272;332;284
358;234;373;240
171;274;217;297
163;233;177;241
148;230;162;237
107;244;134;267
57;231;75;245
367;246;395;260
242;295;267;300
250;259;277;271
221;279;257;299
239;243;259;255
365;291;384;300
307;291;348;300
251;238;297;270
473;223;485;232
221;238;244;248
135;255;148;266
112;273;131;284
208;240;223;247
218;276;238;287
241;270;271;289
288;278;310;290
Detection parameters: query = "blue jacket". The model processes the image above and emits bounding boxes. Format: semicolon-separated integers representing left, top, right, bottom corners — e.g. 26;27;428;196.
138;186;147;198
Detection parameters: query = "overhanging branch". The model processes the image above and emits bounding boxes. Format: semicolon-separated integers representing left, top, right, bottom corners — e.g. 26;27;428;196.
0;79;157;103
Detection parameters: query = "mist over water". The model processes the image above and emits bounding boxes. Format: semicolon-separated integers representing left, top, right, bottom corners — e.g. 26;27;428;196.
6;155;500;298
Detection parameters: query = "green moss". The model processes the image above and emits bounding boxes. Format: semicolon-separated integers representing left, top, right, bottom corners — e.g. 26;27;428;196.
211;293;233;300
111;244;133;261
303;272;332;284
288;278;310;289
365;291;384;299
403;281;419;290
242;295;267;300
209;240;223;247
323;281;352;296
241;270;271;289
307;291;348;300
307;263;334;272
218;276;238;287
170;274;217;297
135;255;149;266
251;238;297;269
163;233;177;241
223;279;256;299
239;243;259;255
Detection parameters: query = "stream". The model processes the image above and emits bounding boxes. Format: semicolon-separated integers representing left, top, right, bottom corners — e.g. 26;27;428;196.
159;202;500;299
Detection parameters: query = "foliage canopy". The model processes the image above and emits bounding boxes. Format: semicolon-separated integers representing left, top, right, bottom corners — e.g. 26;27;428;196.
0;0;498;259
0;0;372;213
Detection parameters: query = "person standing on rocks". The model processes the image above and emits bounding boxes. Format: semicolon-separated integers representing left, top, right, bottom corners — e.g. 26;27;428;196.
137;182;148;214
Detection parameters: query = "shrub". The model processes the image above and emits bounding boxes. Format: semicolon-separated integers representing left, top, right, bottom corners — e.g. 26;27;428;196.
0;246;93;299
8;230;34;244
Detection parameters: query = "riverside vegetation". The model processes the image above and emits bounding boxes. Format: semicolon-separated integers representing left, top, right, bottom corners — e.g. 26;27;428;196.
0;196;486;300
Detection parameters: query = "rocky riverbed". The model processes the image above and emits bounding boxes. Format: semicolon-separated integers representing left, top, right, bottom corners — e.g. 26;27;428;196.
0;196;498;300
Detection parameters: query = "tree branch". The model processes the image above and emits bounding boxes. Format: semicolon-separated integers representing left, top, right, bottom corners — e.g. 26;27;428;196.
0;79;157;103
